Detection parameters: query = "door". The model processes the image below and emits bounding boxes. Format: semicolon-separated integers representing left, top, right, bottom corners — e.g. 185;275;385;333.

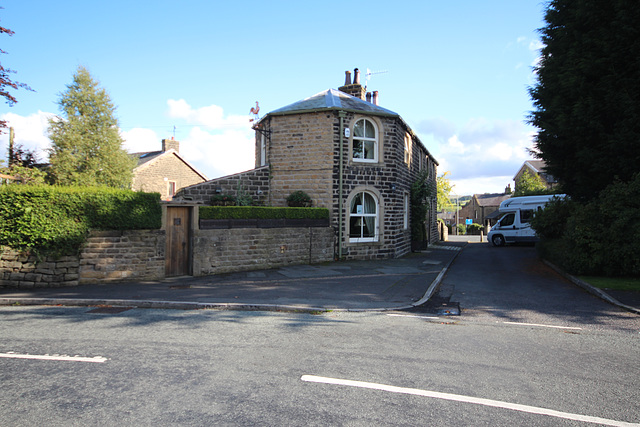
166;206;191;277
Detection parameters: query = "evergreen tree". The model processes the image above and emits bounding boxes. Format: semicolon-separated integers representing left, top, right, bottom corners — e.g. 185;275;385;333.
47;66;136;187
529;0;640;201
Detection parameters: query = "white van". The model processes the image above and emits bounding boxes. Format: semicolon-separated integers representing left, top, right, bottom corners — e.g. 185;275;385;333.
488;194;565;247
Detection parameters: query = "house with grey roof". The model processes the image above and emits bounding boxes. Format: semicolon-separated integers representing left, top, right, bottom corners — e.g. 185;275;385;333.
457;192;512;229
132;138;207;201
179;68;439;260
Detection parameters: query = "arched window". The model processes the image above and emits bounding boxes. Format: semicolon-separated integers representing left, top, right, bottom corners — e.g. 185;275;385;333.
349;191;379;242
352;118;378;162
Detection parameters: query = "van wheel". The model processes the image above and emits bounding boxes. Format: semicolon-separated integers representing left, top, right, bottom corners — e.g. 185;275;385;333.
492;235;505;247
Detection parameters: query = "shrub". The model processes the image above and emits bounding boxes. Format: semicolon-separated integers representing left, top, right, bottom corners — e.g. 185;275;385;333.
200;206;329;220
0;185;161;258
533;174;640;276
466;223;483;235
456;224;466;235
210;194;236;206
286;191;312;207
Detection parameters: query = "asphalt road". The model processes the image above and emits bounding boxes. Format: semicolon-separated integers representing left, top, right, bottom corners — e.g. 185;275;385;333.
0;243;638;426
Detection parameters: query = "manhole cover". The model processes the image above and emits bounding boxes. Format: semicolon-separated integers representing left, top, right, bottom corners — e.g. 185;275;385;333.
87;307;132;314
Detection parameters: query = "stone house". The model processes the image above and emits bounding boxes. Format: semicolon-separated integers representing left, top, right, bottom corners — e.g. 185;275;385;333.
514;160;557;191
457;192;512;229
179;68;439;260
132;138;207;201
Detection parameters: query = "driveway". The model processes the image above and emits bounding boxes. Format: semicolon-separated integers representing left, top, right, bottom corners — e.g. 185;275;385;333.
425;242;640;332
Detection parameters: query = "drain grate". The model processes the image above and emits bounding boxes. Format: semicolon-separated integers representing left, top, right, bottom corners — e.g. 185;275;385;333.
87;307;132;314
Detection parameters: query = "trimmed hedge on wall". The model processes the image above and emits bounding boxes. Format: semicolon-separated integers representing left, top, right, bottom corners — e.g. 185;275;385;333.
199;206;329;220
0;185;162;258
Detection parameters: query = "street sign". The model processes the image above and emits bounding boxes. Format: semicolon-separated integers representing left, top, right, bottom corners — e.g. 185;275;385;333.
465;219;473;225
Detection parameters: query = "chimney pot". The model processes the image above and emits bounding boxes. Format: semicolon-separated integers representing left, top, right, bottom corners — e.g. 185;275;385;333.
344;70;352;85
353;68;360;85
372;91;379;106
366;92;372;103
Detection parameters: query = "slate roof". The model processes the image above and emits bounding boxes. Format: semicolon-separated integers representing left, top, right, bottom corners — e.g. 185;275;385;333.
132;151;163;167
474;193;511;207
267;89;399;117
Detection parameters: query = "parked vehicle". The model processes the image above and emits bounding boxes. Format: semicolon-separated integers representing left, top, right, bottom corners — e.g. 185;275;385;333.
488;194;565;247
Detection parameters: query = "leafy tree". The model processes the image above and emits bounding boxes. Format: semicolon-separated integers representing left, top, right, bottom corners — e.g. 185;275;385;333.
410;169;435;244
529;0;640;201
47;66;136;188
1;9;33;133
513;171;547;196
436;171;454;211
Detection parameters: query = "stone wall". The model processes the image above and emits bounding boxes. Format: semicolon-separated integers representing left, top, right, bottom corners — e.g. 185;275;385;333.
79;230;165;284
193;226;335;275
0;249;80;288
178;166;270;206
0;230;165;288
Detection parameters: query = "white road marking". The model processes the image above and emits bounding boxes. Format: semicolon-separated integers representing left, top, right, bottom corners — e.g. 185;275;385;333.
502;321;582;330
301;375;638;427
386;314;440;320
0;352;108;363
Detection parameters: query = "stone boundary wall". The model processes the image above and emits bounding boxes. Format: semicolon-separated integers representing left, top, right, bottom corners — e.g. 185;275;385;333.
79;230;165;284
178;166;270;206
0;230;165;288
193;226;335;276
0;249;80;288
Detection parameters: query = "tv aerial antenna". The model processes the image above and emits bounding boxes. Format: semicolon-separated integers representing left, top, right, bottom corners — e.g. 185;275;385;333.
364;68;388;88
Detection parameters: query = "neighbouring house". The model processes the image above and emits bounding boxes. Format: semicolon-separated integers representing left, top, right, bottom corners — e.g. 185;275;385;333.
179;68;439;260
457;190;512;229
131;138;207;201
514;160;557;191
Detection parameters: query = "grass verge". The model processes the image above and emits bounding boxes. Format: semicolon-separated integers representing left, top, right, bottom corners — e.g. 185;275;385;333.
578;276;640;292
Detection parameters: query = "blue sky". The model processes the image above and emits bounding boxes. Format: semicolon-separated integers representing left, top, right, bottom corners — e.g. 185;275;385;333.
1;0;546;196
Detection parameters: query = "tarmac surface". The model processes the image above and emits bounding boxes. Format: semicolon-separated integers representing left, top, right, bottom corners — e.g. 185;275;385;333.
0;243;466;312
0;237;638;314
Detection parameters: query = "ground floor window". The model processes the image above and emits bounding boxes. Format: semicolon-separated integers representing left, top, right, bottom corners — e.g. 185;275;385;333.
349;191;379;242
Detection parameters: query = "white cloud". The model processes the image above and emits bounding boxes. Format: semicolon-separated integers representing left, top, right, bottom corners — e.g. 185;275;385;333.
418;117;535;196
121;128;161;153
121;100;256;180
0;111;54;163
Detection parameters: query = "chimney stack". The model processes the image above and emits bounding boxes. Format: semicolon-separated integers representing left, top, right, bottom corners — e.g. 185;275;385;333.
162;138;179;153
338;67;366;100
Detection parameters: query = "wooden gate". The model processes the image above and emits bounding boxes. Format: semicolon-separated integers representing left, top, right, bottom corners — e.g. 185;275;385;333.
165;206;191;277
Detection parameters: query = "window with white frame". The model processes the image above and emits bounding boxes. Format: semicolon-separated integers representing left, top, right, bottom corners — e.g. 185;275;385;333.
403;192;410;229
168;181;177;198
352;118;378;162
260;134;266;166
404;133;411;165
349;191;379;242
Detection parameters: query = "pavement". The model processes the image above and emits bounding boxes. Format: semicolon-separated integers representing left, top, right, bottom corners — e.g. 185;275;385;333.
0;238;638;315
0;243;466;313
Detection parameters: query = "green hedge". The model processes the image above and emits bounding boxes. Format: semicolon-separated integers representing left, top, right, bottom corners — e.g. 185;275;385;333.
200;206;329;220
0;185;161;257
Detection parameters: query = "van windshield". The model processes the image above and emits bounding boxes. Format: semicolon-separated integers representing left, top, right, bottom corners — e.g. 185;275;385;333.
499;213;515;227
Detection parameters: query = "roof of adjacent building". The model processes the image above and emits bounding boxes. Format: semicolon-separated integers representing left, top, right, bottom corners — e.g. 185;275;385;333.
131;150;208;180
267;89;399;117
473;193;511;207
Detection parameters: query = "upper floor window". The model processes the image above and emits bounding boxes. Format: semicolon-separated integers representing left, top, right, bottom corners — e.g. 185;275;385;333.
404;133;411;165
260;134;267;166
349;191;379;242
352;118;378;162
